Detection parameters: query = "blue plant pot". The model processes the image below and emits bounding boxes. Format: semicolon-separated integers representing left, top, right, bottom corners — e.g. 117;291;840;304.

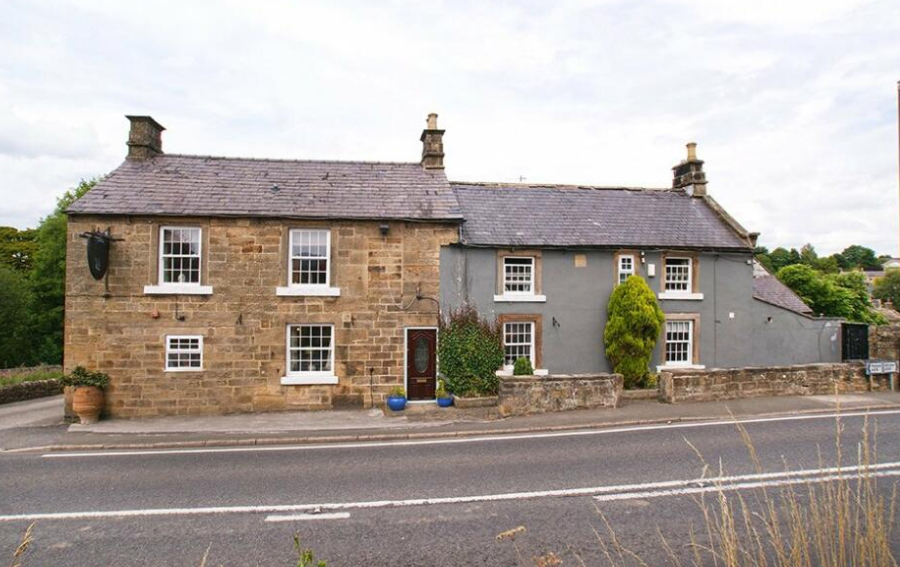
386;396;407;411
436;396;453;408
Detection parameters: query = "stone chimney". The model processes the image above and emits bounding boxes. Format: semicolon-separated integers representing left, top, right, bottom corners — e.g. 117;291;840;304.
420;113;445;169
126;115;165;160
672;142;707;197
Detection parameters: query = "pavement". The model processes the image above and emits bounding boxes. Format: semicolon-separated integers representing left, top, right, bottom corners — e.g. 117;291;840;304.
2;406;899;566
3;390;900;452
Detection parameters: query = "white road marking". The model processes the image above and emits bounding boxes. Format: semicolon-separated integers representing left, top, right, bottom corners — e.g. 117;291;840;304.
39;408;900;459
594;470;900;502
265;512;350;522
2;461;899;523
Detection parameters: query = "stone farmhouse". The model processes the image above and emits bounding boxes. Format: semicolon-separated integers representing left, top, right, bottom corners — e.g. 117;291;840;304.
65;115;839;417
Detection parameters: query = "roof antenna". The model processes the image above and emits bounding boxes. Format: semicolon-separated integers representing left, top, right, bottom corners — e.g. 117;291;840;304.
518;176;527;182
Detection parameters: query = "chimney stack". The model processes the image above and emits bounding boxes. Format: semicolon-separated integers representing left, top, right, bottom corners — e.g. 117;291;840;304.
672;141;707;197
126;115;165;160
420;113;445;169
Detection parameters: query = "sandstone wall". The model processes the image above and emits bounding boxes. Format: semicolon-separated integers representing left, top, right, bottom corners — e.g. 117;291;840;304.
65;215;458;417
659;362;890;403
0;365;62;378
870;324;900;361
498;374;623;416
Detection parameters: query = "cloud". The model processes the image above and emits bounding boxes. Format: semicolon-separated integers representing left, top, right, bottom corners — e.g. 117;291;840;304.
0;0;898;255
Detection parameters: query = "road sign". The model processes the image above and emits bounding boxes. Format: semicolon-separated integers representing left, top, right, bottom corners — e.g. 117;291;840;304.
866;360;898;375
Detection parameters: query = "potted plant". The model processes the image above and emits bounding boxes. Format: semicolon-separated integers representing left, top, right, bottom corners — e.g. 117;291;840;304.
436;380;453;407
62;366;110;424
386;386;407;412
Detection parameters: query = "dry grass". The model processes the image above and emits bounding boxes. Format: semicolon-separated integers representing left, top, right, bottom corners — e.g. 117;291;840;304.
594;413;899;567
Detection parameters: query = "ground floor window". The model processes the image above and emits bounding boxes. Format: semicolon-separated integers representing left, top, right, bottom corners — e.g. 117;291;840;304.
165;335;203;371
503;321;534;368
287;324;334;376
664;320;693;366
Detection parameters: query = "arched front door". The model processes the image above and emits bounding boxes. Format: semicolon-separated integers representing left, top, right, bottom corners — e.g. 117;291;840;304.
406;328;437;400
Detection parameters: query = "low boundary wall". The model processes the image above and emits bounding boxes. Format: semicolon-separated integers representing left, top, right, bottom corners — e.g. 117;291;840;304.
498;373;623;416
659;362;890;404
0;379;64;405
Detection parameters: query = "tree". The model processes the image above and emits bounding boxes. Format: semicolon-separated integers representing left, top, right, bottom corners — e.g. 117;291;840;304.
839;245;881;271
0;226;37;272
604;276;665;389
767;247;801;272
0;265;35;368
754;246;774;273
28;179;97;364
874;270;900;309
777;264;886;324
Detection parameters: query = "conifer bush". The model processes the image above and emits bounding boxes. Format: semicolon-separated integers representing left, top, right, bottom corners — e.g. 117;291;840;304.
438;304;504;396
512;357;534;376
603;275;665;389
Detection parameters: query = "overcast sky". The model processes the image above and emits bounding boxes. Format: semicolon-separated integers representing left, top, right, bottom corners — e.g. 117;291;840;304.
1;0;898;255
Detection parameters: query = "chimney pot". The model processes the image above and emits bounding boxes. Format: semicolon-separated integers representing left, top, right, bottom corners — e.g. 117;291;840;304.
126;115;165;160
686;142;697;161
420;112;445;170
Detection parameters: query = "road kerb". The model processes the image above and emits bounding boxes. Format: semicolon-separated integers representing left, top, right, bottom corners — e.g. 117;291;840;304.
5;402;900;454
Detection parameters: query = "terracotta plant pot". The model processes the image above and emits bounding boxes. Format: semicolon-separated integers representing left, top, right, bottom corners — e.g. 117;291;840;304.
72;386;104;424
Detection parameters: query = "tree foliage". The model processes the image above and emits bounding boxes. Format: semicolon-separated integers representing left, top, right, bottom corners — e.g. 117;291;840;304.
0;265;35;368
437;304;505;396
873;270;900;309
603;276;665;389
0;226;38;272
776;264;886;324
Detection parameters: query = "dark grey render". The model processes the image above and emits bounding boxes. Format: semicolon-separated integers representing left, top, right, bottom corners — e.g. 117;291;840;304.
440;146;840;374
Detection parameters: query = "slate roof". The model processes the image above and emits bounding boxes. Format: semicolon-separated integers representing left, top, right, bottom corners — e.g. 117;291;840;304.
451;182;751;250
752;271;814;315
67;154;463;221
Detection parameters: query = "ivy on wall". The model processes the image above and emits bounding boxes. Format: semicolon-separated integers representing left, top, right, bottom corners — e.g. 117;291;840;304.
438;304;504;396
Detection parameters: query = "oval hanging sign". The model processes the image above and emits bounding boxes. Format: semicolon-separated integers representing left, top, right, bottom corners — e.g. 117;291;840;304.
87;233;110;280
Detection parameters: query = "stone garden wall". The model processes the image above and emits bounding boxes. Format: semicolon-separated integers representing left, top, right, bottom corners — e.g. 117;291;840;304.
0;365;62;378
870;324;900;361
659;362;889;404
0;380;63;405
498;373;623;416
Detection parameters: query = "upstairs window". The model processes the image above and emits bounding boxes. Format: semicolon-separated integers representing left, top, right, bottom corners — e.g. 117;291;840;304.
664;257;692;292
664;320;693;366
290;229;330;287
503;257;534;294
160;227;201;285
503;321;534;367
618;255;635;285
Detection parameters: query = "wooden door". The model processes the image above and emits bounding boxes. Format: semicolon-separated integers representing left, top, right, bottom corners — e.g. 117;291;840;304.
407;329;437;400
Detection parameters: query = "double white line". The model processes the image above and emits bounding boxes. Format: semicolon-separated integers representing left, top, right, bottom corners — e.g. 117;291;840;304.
1;462;898;524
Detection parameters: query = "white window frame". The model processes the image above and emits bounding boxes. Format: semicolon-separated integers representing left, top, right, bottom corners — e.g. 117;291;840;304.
145;226;213;295
494;256;546;302
618;254;635;285
282;324;338;385
165;335;204;372
276;229;341;297
664;320;693;367
502;321;535;370
659;256;704;300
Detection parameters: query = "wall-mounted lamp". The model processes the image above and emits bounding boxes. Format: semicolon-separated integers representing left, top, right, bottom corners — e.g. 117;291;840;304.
640;251;646;264
552;317;560;328
379;224;390;236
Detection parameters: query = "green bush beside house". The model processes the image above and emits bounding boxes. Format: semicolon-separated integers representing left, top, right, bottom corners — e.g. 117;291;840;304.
604;275;665;390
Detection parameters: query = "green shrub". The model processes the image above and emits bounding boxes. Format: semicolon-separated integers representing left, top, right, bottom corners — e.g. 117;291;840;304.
0;368;64;388
388;386;405;398
435;379;449;399
603;276;665;389
438;304;504;396
60;366;110;389
513;357;534;376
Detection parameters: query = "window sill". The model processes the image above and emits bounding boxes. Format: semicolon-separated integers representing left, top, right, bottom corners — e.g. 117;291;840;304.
164;368;204;373
656;364;705;372
493;294;547;303
276;286;341;297
144;285;213;296
281;375;339;385
496;368;549;376
658;292;704;301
